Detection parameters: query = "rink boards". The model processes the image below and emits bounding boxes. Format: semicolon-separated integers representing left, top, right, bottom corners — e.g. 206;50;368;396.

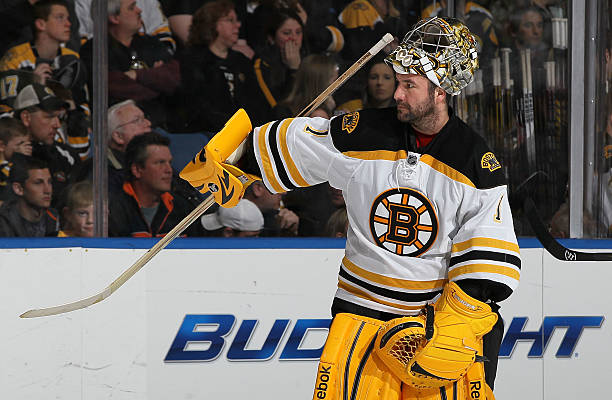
1;237;611;400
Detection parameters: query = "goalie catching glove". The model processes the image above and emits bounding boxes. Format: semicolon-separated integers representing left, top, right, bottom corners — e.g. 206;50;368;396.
374;282;498;389
179;109;258;208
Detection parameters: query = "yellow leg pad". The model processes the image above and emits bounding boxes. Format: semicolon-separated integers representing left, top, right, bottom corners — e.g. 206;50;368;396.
313;313;402;400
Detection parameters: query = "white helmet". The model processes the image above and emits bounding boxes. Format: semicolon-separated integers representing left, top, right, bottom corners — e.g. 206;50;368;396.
385;17;479;95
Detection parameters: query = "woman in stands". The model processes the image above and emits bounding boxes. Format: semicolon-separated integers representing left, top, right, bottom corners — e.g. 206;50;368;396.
253;7;307;115
362;55;396;109
172;0;267;134
273;53;339;119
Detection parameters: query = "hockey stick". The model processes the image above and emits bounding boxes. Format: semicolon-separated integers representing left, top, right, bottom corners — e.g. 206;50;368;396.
298;33;394;117
20;33;394;319
524;197;612;261
20;194;215;318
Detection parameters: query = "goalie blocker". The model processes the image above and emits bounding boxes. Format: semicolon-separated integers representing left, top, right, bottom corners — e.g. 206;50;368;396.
314;282;498;400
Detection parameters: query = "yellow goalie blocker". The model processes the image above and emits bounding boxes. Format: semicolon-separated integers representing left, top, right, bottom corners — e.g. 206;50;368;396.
313;282;497;400
180;109;259;208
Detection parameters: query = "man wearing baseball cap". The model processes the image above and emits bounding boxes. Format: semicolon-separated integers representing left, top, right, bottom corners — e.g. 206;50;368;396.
14;82;80;207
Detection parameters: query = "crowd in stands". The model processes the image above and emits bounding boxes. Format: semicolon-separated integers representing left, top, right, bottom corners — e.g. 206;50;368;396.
0;0;602;238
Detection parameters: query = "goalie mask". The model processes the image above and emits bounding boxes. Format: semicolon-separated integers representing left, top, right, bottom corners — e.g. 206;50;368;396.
385;17;479;95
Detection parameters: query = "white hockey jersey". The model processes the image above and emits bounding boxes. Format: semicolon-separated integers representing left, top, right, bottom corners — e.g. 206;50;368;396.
252;108;521;316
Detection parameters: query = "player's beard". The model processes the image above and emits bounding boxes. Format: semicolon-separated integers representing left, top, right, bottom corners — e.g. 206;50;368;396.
396;90;436;126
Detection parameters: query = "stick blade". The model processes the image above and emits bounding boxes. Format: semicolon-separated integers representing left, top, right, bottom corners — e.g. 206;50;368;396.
20;290;108;318
525;197;612;262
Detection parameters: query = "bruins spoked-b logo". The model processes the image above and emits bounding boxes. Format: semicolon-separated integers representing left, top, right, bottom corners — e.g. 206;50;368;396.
370;188;438;257
341;111;359;134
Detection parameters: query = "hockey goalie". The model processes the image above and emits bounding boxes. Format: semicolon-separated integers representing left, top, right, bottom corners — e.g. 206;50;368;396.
180;16;521;400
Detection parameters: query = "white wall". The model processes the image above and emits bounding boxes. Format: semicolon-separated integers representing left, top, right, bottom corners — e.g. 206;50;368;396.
1;243;610;399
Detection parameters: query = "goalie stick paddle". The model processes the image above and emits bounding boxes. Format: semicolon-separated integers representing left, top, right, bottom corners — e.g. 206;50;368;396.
524;197;612;261
20;33;395;319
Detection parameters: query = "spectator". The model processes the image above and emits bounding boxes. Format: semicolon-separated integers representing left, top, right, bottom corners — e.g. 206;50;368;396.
0;155;58;236
338;0;404;62
0;2;90;159
108;132;201;237
245;0;305;52
201;198;264;237
361;55;395;109
14;82;80;206
283;182;344;236
243;179;299;236
79;0;180;128
514;0;566;47
253;7;305;112
299;0;344;54
325;206;347;237
0;0;81;57
334;0;405;112
363;58;395;108
0;69;90;160
246;1;343;56
71;99;151;192
270;56;345;235
76;0;176;53
0;117;32;203
171;0;267;133
507;6;550;93
159;0;253;58
58;180;93;236
0;1;89;114
273;53;339;119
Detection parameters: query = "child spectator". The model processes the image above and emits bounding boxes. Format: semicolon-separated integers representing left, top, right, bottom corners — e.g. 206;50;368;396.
58;180;93;237
0;154;58;236
0;118;32;204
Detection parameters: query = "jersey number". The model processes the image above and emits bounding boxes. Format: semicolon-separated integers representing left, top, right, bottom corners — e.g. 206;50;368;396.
0;75;18;100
